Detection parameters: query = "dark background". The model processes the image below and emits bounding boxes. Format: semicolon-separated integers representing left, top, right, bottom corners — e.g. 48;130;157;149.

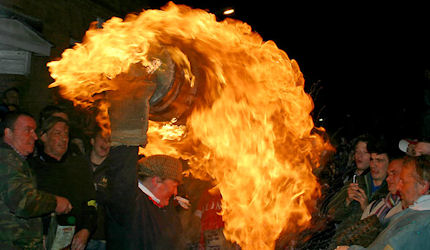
143;1;429;141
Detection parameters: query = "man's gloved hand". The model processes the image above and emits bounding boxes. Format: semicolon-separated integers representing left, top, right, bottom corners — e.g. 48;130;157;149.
174;196;191;209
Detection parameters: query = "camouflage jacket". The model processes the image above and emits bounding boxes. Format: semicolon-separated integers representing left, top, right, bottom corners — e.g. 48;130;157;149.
0;141;57;249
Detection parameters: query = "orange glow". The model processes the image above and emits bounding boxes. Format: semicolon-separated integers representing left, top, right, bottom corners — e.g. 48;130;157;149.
47;2;331;249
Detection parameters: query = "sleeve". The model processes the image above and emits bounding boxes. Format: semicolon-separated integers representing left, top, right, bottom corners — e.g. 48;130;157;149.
381;216;430;250
1;154;57;218
76;199;97;233
106;145;139;226
326;184;351;221
361;200;376;220
331;214;383;248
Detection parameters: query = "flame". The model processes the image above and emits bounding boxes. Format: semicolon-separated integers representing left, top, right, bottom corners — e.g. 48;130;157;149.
47;2;331;249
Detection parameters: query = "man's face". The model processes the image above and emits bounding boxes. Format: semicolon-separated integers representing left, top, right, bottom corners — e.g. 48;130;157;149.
398;164;427;207
354;141;370;171
4;90;19;106
5;115;37;156
369;153;389;182
41;121;69;160
91;133;111;158
153;178;179;207
385;159;403;194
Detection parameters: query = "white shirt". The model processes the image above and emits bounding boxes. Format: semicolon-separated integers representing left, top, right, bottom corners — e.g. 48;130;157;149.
138;180;160;205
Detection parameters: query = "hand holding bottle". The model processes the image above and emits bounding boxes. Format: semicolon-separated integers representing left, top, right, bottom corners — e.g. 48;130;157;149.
55;196;72;214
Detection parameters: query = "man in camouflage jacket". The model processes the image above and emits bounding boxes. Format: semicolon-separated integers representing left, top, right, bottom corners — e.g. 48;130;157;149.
0;111;71;249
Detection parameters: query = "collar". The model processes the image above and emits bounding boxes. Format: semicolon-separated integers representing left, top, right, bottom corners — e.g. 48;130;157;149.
1;141;27;160
39;150;67;163
138;180;161;207
410;195;430;211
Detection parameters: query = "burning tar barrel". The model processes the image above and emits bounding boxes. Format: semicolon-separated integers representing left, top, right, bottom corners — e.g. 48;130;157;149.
108;47;199;146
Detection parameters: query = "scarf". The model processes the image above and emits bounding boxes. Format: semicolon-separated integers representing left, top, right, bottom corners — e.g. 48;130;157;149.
371;193;400;221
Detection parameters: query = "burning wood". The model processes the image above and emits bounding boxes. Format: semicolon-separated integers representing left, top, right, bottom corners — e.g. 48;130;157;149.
47;2;331;249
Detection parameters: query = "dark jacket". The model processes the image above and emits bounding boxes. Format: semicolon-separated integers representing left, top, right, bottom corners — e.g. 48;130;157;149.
128;191;183;249
28;151;97;234
105;146;183;250
86;152;112;241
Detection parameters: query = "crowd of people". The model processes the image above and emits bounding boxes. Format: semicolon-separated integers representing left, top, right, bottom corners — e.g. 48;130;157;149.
1;85;430;250
0;87;231;250
292;133;430;249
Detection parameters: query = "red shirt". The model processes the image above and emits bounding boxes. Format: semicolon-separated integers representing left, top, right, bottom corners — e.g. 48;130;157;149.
197;189;224;231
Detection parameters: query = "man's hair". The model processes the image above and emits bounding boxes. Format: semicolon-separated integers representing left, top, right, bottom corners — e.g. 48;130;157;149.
2;87;19;100
0;111;34;137
38;115;69;136
403;156;430;185
367;135;400;160
39;104;67;125
351;133;374;152
90;125;103;139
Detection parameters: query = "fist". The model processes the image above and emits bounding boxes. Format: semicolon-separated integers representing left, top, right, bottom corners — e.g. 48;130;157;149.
55;196;72;214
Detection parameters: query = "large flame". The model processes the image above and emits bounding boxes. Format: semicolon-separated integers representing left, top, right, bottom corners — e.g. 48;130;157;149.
48;2;330;249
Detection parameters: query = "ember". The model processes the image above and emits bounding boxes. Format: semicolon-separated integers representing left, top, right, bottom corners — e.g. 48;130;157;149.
47;2;331;249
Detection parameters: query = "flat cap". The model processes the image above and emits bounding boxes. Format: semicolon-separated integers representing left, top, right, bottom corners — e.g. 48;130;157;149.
137;155;183;183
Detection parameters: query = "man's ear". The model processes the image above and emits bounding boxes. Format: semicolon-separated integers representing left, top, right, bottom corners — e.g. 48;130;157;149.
417;179;430;195
4;127;13;139
423;181;430;195
90;138;95;146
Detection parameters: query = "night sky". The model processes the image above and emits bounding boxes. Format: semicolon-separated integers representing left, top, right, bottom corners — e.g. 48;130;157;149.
144;1;428;140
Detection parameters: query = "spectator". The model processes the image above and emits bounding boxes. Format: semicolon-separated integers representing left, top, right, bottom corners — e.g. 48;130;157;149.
86;126;112;250
292;134;375;249
0;87;20;119
329;157;404;248
38;104;87;156
327;137;390;222
337;155;430;249
326;136;392;249
342;134;373;183
195;187;239;249
0;111;71;249
320;134;373;215
28;116;97;250
361;157;404;222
